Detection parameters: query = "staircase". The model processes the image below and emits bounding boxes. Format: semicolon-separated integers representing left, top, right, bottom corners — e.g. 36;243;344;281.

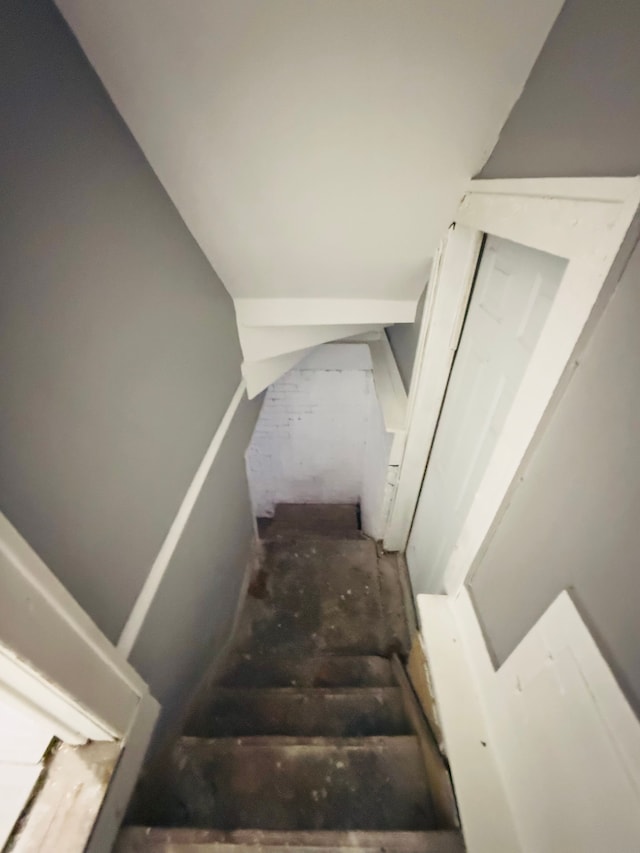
117;504;463;853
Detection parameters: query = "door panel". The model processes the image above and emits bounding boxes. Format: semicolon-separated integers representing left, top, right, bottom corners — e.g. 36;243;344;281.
407;236;567;593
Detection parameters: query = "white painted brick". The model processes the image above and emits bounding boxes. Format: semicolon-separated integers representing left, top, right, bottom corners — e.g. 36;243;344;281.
246;345;391;529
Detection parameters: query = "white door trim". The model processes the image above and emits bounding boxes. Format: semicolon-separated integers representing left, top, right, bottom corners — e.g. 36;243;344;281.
1;512;159;850
417;586;640;853
0;511;149;740
85;689;159;853
385;176;640;594
384;224;483;551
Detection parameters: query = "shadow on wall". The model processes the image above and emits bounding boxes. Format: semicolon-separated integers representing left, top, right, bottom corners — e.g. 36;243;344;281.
386;281;429;393
129;393;263;756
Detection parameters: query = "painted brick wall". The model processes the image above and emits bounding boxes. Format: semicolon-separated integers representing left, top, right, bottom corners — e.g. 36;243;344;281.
246;344;391;533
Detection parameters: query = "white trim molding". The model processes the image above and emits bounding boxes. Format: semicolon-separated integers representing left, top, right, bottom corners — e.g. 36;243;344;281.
384;224;483;551
234;297;418;327
417;593;520;853
118;380;248;657
418;588;640;853
385;177;640;594
0;513;147;741
238;323;383;362
11;690;158;853
369;334;408;438
86;690;159;853
0;512;159;851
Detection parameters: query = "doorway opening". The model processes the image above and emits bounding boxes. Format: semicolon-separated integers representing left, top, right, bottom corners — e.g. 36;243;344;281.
245;341;401;541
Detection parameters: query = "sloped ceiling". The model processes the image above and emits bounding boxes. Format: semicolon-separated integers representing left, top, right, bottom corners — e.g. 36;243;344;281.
56;0;562;305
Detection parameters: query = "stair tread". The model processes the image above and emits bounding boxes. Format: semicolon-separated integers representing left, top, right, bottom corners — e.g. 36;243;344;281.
185;687;410;738
232;538;406;657
218;655;396;688
124;507;450;843
139;736;433;831
116;827;465;852
260;503;361;539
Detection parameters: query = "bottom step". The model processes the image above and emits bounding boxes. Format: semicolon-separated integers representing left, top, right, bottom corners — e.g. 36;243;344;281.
116;828;465;852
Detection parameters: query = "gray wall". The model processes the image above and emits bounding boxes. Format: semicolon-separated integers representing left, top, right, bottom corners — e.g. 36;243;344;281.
386;285;427;392
0;1;259;736
480;0;640;179
130;393;262;745
471;0;640;716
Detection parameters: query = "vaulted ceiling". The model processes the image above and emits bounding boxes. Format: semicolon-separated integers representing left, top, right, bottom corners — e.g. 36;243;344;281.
56;0;563;395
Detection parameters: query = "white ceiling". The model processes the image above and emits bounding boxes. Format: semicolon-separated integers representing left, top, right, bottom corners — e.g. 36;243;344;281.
56;0;562;303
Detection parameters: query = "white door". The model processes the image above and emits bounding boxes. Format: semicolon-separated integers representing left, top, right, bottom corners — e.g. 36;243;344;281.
407;236;567;593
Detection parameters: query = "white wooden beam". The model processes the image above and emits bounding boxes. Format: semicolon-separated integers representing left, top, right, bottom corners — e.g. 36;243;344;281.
447;588;640;853
369;335;409;436
0;514;147;741
238;323;383;362
235;297;418;327
384;226;483;551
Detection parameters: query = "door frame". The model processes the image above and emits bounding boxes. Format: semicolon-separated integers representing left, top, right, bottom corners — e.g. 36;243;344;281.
384;176;640;596
0;511;159;849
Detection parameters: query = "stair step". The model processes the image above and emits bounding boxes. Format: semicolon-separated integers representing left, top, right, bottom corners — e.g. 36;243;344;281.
185;687;411;737
116;827;465;852
233;538;399;656
143;736;433;831
260;503;361;538
218;655;396;688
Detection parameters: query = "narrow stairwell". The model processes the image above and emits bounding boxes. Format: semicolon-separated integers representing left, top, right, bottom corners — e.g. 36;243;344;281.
117;504;463;853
